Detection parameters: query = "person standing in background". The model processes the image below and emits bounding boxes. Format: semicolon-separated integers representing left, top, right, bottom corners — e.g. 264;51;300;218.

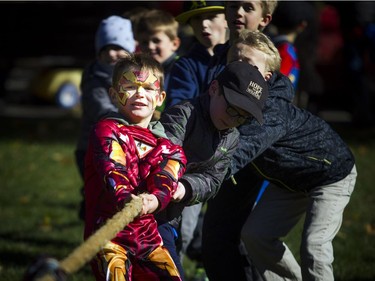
166;1;228;108
267;1;314;89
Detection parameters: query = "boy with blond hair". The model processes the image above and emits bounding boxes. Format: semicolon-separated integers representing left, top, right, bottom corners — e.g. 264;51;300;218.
84;53;187;281
136;9;181;116
203;29;356;281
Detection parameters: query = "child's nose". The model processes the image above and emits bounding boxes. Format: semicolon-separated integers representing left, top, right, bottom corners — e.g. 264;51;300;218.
135;86;147;96
148;41;156;50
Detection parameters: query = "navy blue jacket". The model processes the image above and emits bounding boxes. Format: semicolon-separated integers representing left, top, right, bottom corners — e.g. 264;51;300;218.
166;43;229;107
232;72;355;191
165;43;214;108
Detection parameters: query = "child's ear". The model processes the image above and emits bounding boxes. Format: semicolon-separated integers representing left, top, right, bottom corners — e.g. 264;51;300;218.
172;37;181;52
264;71;273;81
109;87;118;103
208;80;219;97
259;14;273;30
156;91;166;107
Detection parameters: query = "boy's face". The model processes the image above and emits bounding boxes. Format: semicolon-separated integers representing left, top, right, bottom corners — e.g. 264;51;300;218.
137;31;180;64
227;42;268;78
110;67;165;126
225;1;270;39
189;12;228;51
98;45;131;65
208;80;252;130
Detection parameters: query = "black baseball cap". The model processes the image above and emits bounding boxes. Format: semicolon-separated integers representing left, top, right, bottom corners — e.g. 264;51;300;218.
175;1;225;24
216;61;268;124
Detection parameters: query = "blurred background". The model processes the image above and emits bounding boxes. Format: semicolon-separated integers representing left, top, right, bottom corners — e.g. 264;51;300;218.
0;1;185;114
0;1;374;125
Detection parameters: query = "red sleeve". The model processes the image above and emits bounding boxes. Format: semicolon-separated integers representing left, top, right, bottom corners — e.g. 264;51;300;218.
278;45;294;77
90;119;138;209
143;138;186;211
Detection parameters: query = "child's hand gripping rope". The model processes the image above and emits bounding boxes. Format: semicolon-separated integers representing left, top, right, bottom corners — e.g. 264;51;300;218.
23;196;143;281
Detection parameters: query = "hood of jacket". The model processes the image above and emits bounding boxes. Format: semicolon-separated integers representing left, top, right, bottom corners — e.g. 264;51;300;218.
104;112;168;139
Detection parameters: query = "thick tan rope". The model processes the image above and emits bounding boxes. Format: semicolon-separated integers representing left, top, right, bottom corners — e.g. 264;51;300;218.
36;197;142;281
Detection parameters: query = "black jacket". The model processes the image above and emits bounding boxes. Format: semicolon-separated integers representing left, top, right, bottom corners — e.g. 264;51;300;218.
160;93;240;204
232;72;355;191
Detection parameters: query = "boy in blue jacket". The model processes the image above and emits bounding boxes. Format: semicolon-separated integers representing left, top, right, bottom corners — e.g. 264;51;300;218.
202;30;357;281
166;1;228;108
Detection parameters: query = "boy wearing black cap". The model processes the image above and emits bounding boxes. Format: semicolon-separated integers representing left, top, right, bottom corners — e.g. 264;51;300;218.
157;60;268;279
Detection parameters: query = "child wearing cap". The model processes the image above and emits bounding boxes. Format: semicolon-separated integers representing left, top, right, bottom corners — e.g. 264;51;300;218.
84;53;187;281
165;1;228;108
156;60;268;280
202;30;357;281
75;15;135;220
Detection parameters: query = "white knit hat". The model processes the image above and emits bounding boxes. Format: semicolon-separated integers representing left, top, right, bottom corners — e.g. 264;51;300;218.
95;15;135;54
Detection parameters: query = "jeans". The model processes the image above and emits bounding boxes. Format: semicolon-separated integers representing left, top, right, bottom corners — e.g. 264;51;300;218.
241;165;357;281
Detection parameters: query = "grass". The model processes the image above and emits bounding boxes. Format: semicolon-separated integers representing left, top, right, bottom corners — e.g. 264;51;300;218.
0;114;374;281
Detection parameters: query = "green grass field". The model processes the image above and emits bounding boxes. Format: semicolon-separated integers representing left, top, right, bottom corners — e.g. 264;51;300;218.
0;115;374;281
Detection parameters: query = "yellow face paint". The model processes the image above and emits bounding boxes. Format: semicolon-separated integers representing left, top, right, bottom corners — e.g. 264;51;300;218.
116;89;130;106
123;69;160;89
116;68;160;107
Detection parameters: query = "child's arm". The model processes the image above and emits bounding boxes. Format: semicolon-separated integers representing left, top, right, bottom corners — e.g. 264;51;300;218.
142;138;187;212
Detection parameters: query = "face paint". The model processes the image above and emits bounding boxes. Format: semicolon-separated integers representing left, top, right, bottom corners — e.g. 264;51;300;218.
116;89;130;106
121;69;160;90
115;68;161;108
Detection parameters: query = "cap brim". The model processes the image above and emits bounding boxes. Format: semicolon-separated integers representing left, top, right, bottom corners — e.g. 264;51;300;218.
223;86;264;124
175;6;225;24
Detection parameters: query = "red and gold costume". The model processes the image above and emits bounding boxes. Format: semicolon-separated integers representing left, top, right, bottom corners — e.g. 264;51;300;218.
84;116;186;281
